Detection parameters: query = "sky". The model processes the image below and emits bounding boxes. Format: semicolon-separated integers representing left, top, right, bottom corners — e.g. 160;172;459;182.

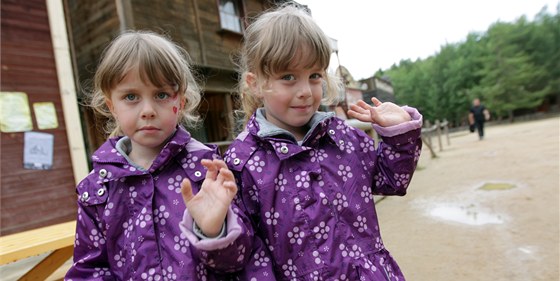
296;0;559;80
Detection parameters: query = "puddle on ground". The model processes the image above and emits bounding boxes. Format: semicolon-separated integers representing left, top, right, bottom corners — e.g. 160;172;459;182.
518;246;533;255
479;182;516;190
430;205;504;225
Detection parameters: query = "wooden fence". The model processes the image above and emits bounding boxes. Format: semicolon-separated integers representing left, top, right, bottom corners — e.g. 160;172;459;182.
211;119;450;159
421;119;450;158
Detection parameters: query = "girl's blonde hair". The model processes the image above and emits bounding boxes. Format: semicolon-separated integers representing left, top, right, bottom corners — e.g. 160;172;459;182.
89;30;201;137
236;4;342;124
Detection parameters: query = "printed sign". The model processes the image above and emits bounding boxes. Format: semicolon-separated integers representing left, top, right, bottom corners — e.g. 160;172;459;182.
24;131;54;170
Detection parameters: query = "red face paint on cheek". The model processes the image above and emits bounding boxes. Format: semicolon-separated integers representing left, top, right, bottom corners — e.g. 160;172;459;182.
170;93;180;114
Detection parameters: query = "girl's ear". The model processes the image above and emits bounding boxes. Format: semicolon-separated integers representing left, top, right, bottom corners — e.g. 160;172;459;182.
105;98;116;115
246;72;263;98
180;96;186;110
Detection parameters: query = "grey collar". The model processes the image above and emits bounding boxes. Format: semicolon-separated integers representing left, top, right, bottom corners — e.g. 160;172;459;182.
255;108;334;142
115;137;147;171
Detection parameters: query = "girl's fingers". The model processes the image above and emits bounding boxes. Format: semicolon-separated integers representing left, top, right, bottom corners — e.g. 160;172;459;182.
223;180;238;194
214;168;232;186
369;107;381;123
181;178;194;204
201;159;235;187
218;167;234;181
210;160;232;183
357;100;371;110
201;159;218;180
213;159;229;170
371;97;382;106
350;103;369;115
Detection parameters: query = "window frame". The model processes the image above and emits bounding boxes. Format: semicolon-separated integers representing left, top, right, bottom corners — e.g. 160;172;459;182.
217;0;245;34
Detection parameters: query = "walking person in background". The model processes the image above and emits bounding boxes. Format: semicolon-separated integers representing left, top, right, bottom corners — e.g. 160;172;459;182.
66;30;274;280
221;4;423;280
468;98;490;140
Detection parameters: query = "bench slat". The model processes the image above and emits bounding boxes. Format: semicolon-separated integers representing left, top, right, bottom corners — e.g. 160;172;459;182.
19;245;73;281
0;221;76;265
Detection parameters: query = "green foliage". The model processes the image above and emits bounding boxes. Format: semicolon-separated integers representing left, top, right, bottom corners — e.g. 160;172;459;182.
382;5;559;125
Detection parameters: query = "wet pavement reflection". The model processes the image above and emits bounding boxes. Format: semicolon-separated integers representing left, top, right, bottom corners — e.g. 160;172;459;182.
423;181;517;225
429;204;504;225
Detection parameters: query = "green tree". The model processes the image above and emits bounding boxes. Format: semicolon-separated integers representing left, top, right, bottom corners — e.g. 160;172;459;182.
474;19;549;120
379;6;558;125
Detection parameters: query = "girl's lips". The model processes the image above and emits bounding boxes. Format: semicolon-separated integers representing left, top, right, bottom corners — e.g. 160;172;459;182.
291;105;313;113
138;126;159;131
292;105;311;109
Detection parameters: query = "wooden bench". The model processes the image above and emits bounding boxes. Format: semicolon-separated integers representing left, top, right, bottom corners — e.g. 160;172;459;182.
0;220;76;280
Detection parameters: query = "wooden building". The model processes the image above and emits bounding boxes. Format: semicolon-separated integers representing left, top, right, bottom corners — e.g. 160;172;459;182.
0;0;306;236
330;65;366;119
360;76;396;104
0;0;88;235
64;0;288;156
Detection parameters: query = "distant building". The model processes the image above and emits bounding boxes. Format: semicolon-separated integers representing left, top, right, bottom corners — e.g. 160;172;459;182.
0;0;305;235
360;76;396;104
329;66;396;119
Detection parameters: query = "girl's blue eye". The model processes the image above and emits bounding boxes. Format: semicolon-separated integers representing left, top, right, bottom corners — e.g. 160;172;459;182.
310;73;322;80
281;74;296;81
124;94;136;101
155;92;170;100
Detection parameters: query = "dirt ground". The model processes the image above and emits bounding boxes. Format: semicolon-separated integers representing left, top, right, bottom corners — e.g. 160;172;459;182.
376;116;559;281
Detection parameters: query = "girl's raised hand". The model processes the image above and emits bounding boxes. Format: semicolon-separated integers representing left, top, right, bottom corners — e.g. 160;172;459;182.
347;97;411;127
181;159;238;237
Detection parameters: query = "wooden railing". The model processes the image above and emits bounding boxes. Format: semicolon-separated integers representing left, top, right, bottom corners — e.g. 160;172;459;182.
347;118;450;159
208;140;233;155
210;118;450;159
421;119;450;158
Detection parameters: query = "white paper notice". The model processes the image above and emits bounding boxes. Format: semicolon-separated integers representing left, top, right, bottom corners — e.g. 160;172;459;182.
24;131;54;170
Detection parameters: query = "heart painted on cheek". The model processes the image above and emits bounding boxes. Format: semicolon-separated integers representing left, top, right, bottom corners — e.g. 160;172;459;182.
173;106;178;114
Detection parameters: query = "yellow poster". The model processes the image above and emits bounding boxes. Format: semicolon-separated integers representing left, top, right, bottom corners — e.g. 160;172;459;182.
0;92;33;132
33;102;59;130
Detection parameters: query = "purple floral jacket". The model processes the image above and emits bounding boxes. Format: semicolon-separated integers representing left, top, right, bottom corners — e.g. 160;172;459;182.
224;108;422;281
66;127;275;281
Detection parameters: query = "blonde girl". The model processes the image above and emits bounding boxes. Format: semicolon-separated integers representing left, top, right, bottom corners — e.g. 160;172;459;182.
66;30;274;280
225;5;423;280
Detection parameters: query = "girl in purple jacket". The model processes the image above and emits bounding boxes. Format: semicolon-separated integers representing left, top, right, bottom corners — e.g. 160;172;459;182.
223;5;423;281
66;31;274;280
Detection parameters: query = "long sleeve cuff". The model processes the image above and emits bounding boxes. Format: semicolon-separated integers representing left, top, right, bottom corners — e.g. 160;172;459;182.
179;207;242;251
192;221;226;240
372;106;423;137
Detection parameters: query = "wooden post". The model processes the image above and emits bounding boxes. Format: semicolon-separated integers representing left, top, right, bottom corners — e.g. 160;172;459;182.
424;120;432;148
421;135;437;158
443;119;450;145
46;0;89;184
435;120;443;151
421;120;437;158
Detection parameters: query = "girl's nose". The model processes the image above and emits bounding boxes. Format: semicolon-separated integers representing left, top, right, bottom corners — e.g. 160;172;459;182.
297;82;312;98
141;101;156;118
